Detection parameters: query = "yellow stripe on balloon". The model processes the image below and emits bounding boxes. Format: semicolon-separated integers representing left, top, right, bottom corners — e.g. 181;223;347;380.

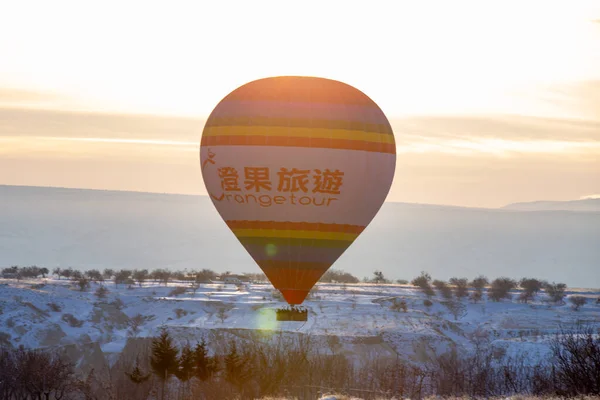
203;126;395;145
231;229;359;241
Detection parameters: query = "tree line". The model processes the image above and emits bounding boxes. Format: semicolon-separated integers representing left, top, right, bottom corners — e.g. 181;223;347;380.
2;323;598;399
2;265;596;309
408;271;592;309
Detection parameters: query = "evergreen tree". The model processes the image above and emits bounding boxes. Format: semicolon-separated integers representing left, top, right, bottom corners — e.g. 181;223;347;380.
193;338;220;383
150;328;179;400
193;339;210;381
224;340;250;391
126;360;150;384
177;343;195;398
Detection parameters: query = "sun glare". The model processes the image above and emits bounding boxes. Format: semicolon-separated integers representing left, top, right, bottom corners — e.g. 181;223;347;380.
0;1;598;118
0;1;598;206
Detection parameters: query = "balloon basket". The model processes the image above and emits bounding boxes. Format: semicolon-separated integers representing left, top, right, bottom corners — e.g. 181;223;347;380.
276;306;308;322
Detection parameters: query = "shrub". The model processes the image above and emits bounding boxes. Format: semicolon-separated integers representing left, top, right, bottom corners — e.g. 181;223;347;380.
61;313;84;327
442;301;467;320
371;270;390;284
47;303;62;312
127;314;146;337
95;286;109;299
569;296;587;311
111;298;125;310
0;331;10;347
390;299;408;312
470;291;483;303
174;308;188;319
77;277;90;291
169;287;187;297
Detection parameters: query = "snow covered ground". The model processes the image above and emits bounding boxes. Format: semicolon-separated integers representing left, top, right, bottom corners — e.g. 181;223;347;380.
1;277;598;367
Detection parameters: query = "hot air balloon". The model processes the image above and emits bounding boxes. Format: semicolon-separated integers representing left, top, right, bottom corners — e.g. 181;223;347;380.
200;76;396;321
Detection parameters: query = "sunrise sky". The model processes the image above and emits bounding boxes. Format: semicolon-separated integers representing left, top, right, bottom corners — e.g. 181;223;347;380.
1;0;598;208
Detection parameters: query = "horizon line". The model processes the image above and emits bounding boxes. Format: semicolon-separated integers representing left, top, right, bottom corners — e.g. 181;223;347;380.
2;183;597;211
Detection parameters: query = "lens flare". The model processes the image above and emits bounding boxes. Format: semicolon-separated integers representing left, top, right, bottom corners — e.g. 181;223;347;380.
265;243;278;257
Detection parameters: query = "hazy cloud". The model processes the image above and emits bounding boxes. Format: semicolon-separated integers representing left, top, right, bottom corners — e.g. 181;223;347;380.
0;88;68;109
533;80;600;122
1;107;598;207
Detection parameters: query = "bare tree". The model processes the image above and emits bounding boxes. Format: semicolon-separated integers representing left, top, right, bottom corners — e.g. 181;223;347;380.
127;314;145;337
132;269;149;287
569;296;588;311
544;282;567;304
549;324;600;395
412;271;435;297
78;277;90;291
114;269;131;288
86;269;104;283
489;277;517;302
442;301;467;321
469;275;489;303
449;277;469;299
372;270;389;284
0;347;83;399
433;280;453;299
217;308;228;323
518;278;544;303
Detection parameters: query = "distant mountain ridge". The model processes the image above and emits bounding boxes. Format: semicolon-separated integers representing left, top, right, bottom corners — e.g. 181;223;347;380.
0;184;598;288
503;198;600;212
3;184;599;212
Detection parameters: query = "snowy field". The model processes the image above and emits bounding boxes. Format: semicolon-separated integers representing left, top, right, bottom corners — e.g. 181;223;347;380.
1;277;598;367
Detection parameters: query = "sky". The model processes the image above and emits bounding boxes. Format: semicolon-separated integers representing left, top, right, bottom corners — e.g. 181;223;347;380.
0;0;599;208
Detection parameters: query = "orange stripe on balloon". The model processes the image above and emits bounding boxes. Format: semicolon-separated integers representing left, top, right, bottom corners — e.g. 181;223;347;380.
203;126;396;144
257;260;331;270
260;265;326;304
201;135;396;154
225;220;365;234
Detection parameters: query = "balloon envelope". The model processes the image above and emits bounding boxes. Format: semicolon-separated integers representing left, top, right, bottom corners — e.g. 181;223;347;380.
200;76;396;305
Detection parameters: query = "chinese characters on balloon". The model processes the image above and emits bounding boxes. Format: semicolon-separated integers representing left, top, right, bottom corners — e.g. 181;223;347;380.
212;166;345;208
